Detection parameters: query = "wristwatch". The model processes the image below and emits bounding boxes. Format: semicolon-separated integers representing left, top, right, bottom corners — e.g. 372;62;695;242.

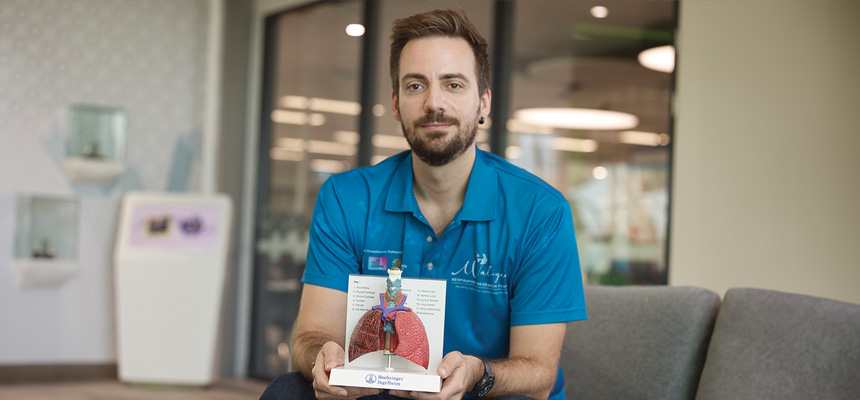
467;357;495;397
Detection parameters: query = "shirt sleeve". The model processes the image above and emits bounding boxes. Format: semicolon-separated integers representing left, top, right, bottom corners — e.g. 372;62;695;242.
509;201;588;325
301;176;360;293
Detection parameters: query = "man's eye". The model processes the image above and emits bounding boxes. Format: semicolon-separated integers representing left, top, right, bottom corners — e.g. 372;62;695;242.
407;83;423;91
449;83;463;89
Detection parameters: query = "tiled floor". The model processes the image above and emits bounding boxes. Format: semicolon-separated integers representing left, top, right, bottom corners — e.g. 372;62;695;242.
0;379;269;400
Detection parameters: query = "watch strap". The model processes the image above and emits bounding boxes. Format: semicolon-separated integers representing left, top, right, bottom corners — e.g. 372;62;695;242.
467;357;495;397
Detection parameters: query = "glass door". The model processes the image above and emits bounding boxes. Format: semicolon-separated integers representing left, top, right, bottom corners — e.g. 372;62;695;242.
250;0;363;379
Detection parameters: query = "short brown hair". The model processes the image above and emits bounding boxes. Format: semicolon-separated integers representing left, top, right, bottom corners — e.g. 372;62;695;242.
389;8;490;96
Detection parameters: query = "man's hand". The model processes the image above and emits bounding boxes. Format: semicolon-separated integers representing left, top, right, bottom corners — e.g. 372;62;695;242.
390;323;566;400
388;351;482;400
310;341;383;400
293;284;382;399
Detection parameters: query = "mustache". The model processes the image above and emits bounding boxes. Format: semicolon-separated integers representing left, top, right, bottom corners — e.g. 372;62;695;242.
414;111;459;127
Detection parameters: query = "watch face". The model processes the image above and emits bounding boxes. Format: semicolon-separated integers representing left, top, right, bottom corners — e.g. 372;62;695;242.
477;376;494;397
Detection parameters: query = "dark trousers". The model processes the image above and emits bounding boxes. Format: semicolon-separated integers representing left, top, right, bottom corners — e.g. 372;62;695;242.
259;372;534;400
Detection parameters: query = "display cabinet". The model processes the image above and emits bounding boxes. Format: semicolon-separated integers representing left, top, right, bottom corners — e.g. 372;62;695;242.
11;194;79;287
63;104;127;184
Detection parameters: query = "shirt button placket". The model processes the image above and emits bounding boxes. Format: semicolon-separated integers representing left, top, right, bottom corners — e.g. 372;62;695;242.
423;229;438;276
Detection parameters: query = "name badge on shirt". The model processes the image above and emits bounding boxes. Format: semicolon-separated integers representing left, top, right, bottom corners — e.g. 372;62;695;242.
364;249;403;272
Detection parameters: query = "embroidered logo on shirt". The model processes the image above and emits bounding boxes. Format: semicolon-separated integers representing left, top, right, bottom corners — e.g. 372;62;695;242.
450;252;508;295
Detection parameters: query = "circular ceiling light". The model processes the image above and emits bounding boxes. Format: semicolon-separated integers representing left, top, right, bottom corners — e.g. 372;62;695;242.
590;6;609;19
638;45;675;73
345;24;365;37
513;108;639;131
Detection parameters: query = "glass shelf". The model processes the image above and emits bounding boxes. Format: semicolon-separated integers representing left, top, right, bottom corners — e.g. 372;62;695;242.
64;104;127;184
11;194;79;287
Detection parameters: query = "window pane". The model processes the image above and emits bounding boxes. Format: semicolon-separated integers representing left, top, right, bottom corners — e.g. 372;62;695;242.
506;1;676;285
251;0;363;379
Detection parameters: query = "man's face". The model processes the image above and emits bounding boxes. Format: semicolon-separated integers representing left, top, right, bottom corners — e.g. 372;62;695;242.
392;37;490;166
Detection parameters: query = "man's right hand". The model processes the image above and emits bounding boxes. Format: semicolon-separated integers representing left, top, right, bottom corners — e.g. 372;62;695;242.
310;341;383;399
293;284;384;399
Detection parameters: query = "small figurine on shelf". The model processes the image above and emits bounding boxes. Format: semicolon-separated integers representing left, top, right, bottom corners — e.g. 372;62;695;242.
32;238;55;259
82;141;102;159
348;267;430;370
180;216;203;234
147;216;170;235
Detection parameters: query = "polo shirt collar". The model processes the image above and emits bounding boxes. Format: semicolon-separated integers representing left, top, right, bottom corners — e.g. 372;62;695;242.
384;152;415;213
384;148;498;221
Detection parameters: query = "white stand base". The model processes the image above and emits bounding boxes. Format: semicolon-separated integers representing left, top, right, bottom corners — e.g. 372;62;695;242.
11;259;77;287
329;367;441;393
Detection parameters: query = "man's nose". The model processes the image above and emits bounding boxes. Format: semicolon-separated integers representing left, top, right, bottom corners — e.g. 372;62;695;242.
423;85;446;113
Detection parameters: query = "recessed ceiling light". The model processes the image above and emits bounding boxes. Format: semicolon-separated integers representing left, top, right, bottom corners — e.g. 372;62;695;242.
270;110;327;126
308;98;361;116
619;130;671;146
372;134;410;150
333;130;360;145
345;24;365;37
514;108;639;131
270;147;303;161
554;137;599;153
281;95;308;109
310;159;349;174
507;119;555;135
271;110;308;125
279;95;361;116
638;45;675;73
593;166;608;180
590;6;609;19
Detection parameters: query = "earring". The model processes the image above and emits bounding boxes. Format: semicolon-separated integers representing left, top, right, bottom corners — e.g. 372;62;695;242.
479;117;485;125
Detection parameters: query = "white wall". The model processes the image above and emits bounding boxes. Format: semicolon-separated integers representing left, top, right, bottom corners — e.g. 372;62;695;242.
671;0;860;304
0;0;209;364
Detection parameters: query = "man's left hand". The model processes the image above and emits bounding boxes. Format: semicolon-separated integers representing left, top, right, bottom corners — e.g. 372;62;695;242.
388;351;481;400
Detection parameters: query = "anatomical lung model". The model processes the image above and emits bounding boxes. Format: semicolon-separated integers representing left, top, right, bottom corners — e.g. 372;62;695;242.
348;267;430;370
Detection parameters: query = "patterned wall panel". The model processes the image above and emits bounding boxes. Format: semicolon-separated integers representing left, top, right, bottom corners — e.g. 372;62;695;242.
0;0;209;363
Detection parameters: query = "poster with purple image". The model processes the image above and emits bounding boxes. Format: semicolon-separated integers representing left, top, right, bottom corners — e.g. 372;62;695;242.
128;204;222;252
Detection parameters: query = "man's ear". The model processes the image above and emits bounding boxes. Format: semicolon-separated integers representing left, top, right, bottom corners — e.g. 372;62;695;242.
480;88;492;120
391;91;401;121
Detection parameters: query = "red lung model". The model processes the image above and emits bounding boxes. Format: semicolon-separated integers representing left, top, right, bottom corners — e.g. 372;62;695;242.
348;291;430;369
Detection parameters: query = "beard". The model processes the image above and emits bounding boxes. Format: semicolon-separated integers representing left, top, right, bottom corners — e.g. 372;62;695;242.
401;110;479;167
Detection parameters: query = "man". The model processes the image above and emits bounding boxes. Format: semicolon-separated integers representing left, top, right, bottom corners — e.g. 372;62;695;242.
261;8;586;400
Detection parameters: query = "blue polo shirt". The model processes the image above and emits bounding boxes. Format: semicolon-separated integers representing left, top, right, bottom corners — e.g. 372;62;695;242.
303;148;587;399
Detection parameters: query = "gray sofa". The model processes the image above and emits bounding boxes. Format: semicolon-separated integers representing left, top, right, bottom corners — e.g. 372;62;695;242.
560;286;860;400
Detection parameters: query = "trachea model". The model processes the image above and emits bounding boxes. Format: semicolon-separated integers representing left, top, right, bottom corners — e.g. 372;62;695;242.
348;267;430;370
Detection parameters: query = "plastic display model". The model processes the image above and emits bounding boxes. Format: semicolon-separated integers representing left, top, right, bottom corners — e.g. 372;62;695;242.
349;267;430;370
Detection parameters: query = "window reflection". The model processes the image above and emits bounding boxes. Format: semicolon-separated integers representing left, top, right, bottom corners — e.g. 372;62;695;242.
252;0;363;380
507;0;676;285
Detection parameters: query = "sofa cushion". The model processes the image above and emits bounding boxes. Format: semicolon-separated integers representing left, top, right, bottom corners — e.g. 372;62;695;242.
695;288;860;400
562;285;721;400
